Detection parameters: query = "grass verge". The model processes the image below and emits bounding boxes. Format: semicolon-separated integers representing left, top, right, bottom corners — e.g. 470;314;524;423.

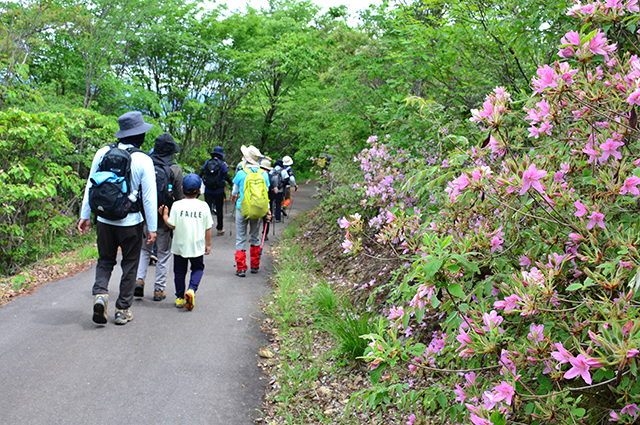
259;214;403;424
0;241;98;306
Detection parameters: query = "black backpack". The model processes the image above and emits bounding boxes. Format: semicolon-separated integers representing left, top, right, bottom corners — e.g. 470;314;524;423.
269;168;284;192
203;157;224;190
88;144;142;220
152;156;174;209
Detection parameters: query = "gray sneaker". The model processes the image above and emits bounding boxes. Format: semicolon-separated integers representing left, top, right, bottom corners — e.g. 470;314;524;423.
114;309;133;325
93;294;108;324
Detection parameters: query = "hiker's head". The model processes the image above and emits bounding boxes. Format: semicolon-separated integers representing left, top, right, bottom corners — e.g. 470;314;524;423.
115;111;153;147
212;146;225;160
154;133;180;156
283;156;293;166
275;159;284;168
259;158;273;171
240;145;263;166
182;173;202;198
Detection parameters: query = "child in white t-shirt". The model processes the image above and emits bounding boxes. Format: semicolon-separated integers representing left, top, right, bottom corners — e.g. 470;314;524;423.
161;173;212;310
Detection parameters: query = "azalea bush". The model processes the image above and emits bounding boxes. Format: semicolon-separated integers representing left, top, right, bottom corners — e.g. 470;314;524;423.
336;3;640;424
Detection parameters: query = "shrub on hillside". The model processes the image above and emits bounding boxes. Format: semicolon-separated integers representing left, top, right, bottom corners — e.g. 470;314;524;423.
336;4;640;424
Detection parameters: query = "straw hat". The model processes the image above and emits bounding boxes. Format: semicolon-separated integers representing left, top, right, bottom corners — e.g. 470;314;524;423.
240;145;263;166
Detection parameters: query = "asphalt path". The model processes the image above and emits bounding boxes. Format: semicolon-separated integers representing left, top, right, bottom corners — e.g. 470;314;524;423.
0;183;318;425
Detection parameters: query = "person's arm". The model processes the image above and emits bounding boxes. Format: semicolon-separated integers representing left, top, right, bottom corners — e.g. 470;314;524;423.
139;154;158;236
204;228;212;255
78;148;108;234
161;205;176;230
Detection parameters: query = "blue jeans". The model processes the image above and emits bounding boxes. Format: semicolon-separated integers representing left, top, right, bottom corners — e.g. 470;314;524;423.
173;254;204;298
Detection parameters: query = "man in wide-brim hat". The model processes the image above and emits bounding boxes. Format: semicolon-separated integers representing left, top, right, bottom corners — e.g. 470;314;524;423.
230;145;271;277
78;111;158;326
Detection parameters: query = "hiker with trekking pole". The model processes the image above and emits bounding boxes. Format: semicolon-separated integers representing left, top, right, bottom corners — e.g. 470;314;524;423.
281;155;298;219
229;145;271;277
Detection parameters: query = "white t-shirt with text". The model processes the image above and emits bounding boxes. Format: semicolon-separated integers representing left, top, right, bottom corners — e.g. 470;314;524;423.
167;198;213;258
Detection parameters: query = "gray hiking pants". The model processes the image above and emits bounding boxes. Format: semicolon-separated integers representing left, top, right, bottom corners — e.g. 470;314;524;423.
136;222;172;291
235;209;261;251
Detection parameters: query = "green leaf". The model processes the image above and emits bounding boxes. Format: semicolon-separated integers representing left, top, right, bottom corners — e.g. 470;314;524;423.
370;365;384;385
431;296;440;308
422;259;443;280
566;283;583;291
490;412;506;425
436;393;448;409
448;283;465;298
571;408;586;418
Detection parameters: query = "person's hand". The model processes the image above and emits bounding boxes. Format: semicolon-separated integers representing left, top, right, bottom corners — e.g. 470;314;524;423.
266;211;272;222
274;187;279;194
158;205;167;215
205;245;211;255
147;231;157;244
78;219;91;236
295;185;298;192
230;195;238;203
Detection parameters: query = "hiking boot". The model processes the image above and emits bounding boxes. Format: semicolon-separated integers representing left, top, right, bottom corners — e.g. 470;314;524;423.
185;289;195;311
282;209;288;217
236;269;246;278
134;279;144;297
153;290;166;301
114;309;133;325
92;294;108;324
217;229;225;236
251;268;259;274
175;298;185;308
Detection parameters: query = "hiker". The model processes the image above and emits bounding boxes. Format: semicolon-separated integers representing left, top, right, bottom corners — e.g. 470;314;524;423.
282;155;298;216
161;173;213;310
134;133;184;302
77;111;157;325
230;145;271;277
259;158;273;240
270;159;290;223
200;146;233;236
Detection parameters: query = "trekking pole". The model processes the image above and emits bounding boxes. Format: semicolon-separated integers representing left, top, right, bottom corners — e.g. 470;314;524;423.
260;217;269;256
288;188;297;214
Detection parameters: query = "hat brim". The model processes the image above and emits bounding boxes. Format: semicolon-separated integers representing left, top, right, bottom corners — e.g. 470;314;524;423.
115;122;153;138
241;145;261;166
283;158;293;166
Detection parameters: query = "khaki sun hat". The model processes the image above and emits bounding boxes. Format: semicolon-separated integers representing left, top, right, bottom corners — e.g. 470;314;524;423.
282;155;293;166
240;145;263;166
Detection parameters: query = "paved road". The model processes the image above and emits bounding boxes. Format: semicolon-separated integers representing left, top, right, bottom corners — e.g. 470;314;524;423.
0;183;318;425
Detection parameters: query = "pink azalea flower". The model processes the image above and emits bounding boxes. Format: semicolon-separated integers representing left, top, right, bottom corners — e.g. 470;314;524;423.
588;30;617;60
482;310;504;331
532;65;558;94
564;354;602;384
520;164;548;195
568;232;584;243
621;404;640;418
583;146;601;163
454;384;467;404
561;30;581;46
338;217;351;229
388;306;404;320
627;88;640;105
599;139;624;163
574;201;588;217
493;381;516;405
528;125;541;139
551;342;572;365
341;239;353;253
587;211;606;230
519;255;531;267
528;323;545;342
627;349;639;358
494;294;522;312
406;414;417;425
620;176;640;195
610;410;622;422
